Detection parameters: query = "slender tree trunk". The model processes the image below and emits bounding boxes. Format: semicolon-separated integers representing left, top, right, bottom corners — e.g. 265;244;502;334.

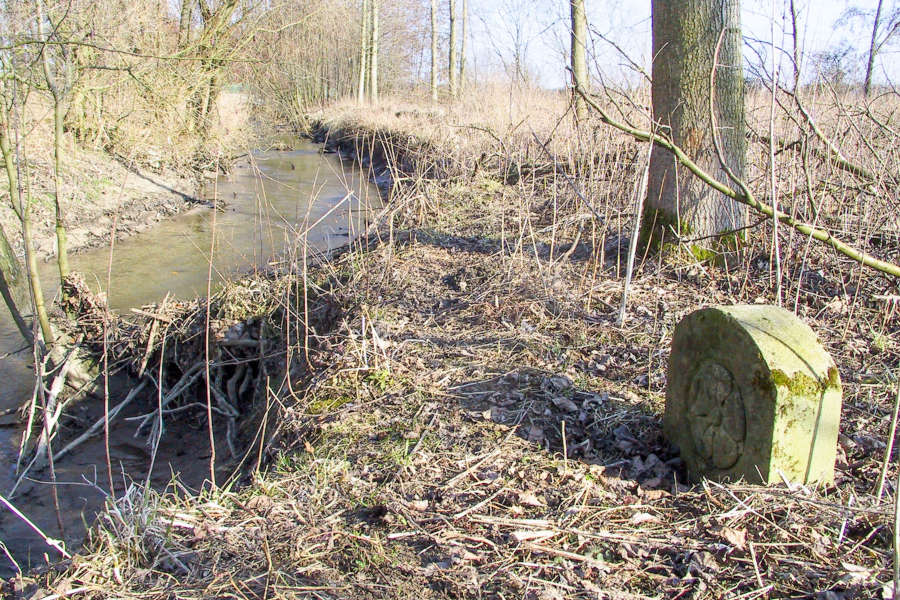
1;114;52;346
789;0;802;89
357;0;369;103
199;68;220;128
570;0;588;121
430;0;438;101
22;204;53;346
864;0;884;97
459;0;467;93
37;0;70;285
448;0;458;98
189;0;237;135
179;0;193;48
645;0;746;249
369;0;379;104
51;99;69;282
0;223;31;345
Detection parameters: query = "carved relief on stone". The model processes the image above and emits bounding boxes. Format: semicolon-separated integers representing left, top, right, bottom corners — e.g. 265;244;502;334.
687;360;746;470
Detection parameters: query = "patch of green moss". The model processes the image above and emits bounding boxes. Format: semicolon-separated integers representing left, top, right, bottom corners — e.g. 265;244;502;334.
686;244;718;263
771;368;840;398
826;366;841;390
307;394;354;415
364;368;395;392
639;207;687;252
479;177;503;193
640;208;745;266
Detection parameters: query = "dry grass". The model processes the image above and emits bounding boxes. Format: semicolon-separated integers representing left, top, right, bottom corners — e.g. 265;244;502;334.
7;83;900;598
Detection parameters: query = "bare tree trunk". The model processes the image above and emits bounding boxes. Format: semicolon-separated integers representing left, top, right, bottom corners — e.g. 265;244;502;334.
19;185;53;347
37;0;70;285
0;223;31;345
357;0;369;103
0;110;53;346
645;0;747;249
179;0;193;48
570;0;588;121
50;100;69;282
459;0;467;93
448;0;458;98
864;0;884;97
369;0;379;104
789;0;802;89
430;0;438;101
189;0;238;138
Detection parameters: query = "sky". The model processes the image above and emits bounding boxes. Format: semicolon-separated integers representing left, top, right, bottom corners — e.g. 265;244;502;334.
464;0;895;89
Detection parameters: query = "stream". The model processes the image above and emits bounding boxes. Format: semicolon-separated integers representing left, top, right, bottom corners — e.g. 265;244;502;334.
0;141;381;577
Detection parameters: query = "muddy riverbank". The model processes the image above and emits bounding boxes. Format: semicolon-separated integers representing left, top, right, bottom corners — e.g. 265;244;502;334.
0;140;380;578
0;148;200;262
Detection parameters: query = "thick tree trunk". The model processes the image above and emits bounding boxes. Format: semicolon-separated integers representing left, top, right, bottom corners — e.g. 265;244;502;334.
448;0;458;98
864;0;884;97
570;0;588;121
430;0;438;101
645;0;746;249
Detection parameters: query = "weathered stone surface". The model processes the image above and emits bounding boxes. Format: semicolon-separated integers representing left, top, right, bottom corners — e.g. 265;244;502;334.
665;305;842;485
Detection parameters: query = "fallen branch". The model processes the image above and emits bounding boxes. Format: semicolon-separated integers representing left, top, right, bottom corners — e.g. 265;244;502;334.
574;84;900;279
135;365;205;434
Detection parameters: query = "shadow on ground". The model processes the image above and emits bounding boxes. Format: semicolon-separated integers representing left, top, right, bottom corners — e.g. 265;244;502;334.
449;368;684;490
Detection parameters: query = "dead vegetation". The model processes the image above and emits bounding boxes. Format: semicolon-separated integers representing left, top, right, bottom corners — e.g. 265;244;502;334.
4;84;900;598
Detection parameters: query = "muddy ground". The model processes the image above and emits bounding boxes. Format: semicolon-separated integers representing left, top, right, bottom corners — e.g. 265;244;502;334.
0;148;200;261
0;91;254;261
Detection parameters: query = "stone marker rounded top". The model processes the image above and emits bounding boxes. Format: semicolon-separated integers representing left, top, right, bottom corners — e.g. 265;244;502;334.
665;305;842;485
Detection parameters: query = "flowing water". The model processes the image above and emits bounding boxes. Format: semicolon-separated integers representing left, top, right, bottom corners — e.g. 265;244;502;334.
0;141;380;577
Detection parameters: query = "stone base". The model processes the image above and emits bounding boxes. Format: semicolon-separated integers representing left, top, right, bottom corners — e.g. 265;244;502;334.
664;305;842;485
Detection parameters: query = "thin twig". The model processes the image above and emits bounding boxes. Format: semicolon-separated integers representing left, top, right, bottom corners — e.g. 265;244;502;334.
0;492;70;558
54;379;149;463
877;379;900;500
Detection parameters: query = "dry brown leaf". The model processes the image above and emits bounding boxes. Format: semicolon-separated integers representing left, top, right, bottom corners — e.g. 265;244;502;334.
630;511;660;525
715;526;747;551
517;491;545;507
510;530;556;543
641;487;670;501
526;425;544;442
551;396;578;412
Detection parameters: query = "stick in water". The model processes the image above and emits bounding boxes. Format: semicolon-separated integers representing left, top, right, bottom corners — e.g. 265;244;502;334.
0;492;71;558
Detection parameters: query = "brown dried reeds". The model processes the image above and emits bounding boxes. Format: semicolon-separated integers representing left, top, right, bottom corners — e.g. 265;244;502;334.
10;83;900;598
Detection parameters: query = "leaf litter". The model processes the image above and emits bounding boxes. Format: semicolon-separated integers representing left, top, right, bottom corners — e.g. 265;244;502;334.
7;127;900;599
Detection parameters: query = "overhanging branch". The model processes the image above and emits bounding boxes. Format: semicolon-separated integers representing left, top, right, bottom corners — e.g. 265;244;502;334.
574;84;900;279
